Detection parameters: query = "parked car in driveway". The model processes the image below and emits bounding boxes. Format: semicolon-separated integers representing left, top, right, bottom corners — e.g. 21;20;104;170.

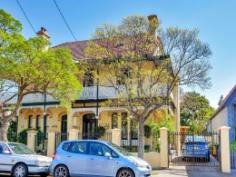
0;141;52;177
182;135;210;161
51;140;151;177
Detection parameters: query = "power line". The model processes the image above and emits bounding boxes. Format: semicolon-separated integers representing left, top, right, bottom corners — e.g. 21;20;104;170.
52;0;77;41
15;0;37;34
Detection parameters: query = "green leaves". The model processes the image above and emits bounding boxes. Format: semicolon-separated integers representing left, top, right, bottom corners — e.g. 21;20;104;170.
180;91;215;133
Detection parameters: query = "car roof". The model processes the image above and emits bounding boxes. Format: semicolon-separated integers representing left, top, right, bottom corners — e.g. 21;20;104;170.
61;139;109;144
185;135;207;143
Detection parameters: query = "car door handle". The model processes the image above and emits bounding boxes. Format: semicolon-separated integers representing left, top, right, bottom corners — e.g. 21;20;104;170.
90;158;94;160
67;155;71;158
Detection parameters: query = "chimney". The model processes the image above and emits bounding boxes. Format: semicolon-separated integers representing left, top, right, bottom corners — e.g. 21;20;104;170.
148;15;159;36
37;27;50;40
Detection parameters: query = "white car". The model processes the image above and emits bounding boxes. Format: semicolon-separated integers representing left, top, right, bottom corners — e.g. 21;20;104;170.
0;141;52;177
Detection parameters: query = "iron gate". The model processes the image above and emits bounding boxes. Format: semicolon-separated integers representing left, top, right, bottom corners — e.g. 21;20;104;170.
168;132;220;168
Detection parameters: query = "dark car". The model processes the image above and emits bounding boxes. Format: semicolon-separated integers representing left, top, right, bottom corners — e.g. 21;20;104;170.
182;135;210;162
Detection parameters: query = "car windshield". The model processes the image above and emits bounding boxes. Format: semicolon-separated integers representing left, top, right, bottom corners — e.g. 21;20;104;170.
108;142;131;156
8;143;35;154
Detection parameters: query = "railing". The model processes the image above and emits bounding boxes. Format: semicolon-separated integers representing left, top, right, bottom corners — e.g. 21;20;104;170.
231;151;236;169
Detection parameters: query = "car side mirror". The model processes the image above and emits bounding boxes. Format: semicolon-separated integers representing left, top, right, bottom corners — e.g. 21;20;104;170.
104;152;112;159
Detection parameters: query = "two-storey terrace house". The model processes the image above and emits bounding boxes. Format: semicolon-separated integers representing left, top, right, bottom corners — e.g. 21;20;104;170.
16;16;180;153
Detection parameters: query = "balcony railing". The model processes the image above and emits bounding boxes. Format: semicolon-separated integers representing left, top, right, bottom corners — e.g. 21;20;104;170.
20;85;173;104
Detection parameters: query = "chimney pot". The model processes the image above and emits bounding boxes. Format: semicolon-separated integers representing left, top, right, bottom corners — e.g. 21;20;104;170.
37;27;50;40
148;15;159;36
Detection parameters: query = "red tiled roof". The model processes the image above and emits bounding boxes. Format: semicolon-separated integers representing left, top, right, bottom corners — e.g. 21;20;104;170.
53;40;91;60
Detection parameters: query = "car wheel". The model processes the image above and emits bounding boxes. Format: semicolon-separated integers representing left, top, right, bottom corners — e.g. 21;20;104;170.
54;165;69;177
12;163;28;177
117;168;134;177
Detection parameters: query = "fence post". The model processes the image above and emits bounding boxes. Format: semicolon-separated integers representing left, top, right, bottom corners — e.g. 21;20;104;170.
69;129;79;140
47;131;56;157
27;130;37;151
111;128;121;146
160;127;168;168
219;126;231;173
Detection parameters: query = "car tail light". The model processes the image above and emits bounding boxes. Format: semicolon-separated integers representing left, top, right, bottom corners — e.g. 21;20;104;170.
52;152;57;160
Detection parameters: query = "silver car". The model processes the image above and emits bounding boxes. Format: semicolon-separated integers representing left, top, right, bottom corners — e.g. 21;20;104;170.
0;141;52;177
50;140;151;177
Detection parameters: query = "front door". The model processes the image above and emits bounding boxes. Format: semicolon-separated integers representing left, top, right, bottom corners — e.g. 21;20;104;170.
61;115;67;141
83;114;98;139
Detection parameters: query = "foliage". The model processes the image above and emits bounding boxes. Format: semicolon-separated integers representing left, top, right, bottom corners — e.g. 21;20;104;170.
17;129;28;145
96;126;106;138
7;120;17;142
231;141;236;152
180;91;215;133
84;15;211;158
0;9;82;141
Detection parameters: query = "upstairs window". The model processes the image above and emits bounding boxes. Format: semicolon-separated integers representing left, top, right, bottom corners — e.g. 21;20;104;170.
83;71;94;87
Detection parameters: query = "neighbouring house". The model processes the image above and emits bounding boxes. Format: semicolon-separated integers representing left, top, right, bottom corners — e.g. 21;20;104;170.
16;15;180;154
207;84;236;142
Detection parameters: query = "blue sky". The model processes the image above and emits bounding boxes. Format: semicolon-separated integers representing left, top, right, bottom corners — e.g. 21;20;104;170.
1;0;236;108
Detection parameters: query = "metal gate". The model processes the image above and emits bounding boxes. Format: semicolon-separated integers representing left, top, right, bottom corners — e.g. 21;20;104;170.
168;132;220;168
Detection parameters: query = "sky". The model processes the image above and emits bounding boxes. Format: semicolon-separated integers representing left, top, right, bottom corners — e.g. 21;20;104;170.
0;0;236;108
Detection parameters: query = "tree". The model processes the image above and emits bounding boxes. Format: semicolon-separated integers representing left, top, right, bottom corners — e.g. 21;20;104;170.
0;10;82;141
84;15;212;158
180;91;215;133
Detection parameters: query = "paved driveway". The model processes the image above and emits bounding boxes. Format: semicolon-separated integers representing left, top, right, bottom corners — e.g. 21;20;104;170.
152;166;236;177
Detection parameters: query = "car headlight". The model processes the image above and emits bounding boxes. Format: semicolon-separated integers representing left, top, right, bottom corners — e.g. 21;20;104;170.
130;159;148;168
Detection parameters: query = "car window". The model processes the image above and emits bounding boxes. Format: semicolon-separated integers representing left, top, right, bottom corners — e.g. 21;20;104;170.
62;142;71;151
0;143;11;154
8;143;34;154
69;142;87;154
89;142;113;156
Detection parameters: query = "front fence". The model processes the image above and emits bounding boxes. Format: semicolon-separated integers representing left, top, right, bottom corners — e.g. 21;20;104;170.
231;150;236;169
121;132;159;152
168;132;220;168
34;132;48;155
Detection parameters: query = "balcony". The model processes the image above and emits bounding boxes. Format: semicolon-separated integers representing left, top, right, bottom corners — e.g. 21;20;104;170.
20;85;173;105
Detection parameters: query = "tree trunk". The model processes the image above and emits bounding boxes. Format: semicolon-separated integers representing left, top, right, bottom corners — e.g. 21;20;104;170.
0;118;10;141
138;119;145;159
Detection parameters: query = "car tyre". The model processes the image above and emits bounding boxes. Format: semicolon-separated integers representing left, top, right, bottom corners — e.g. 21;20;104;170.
54;165;69;177
117;168;135;177
12;163;28;177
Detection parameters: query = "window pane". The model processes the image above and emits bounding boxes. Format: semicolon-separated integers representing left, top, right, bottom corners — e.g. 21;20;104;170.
131;119;138;139
36;115;40;129
112;113;118;129
28;115;33;129
121;113;128;140
90;143;111;156
69;142;87;154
